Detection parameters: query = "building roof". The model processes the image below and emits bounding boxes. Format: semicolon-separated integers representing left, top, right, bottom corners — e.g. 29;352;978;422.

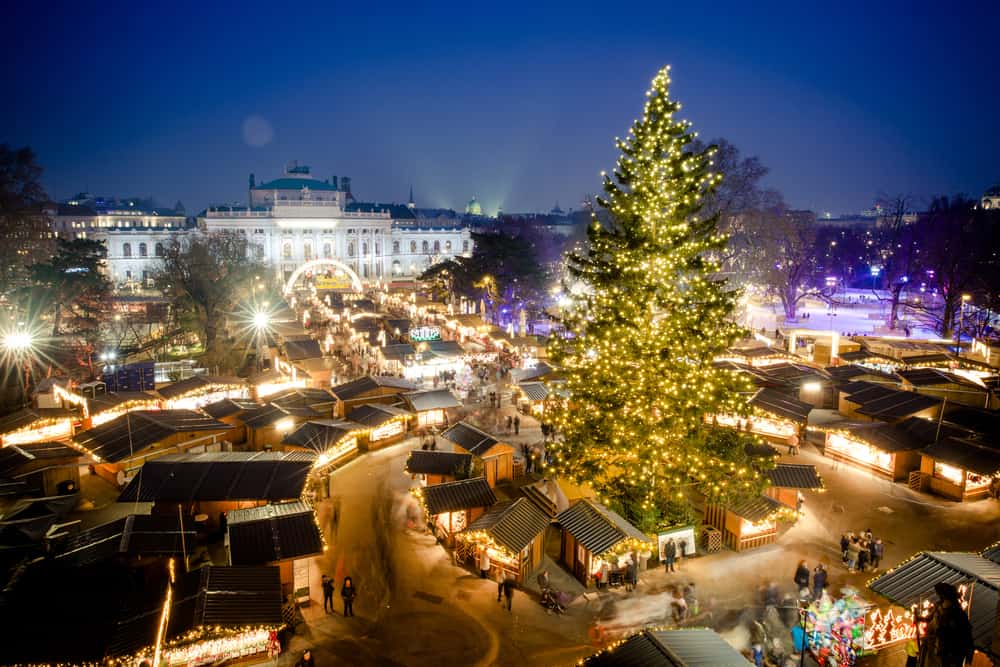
852;388;942;421
462;497;551;554
584;628;751;666
227;501;324;565
750;388;813;423
767;463;824;489
869;551;1000;658
282;419;360;453
833;422;927;453
347;403;412;427
441;421;500;456
427;340;465;358
402;388;462;412
404;450;473;476
0;441;80;477
759;363;829;386
173;565;285;629
254;176;339;191
555;499;651;555
727;494;786;523
517;382;550;402
201;397;260;419
898;368;985;389
512;362;555;384
921;437;1000;476
52;514;195;567
87;391;159;414
824;364;898;385
421;477;496;515
283;338;324;361
118;451;315;502
330;375;417;400
982;543;1000;565
72;410;231;463
381;343;416;361
0;406;77;434
156;374;245;400
347;201;417;219
942;406;1000;440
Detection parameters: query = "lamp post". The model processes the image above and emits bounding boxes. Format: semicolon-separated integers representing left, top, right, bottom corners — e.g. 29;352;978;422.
957;294;971;359
253;311;270;373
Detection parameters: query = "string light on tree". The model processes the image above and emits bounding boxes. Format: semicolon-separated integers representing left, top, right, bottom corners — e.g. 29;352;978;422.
545;66;770;529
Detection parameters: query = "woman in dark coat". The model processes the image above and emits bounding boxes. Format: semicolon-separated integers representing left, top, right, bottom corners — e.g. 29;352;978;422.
341;576;356;617
793;560;810;592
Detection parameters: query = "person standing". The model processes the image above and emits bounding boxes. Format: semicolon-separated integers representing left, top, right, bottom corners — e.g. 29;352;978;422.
857;542;869;573
625;558;637;592
341;576;356;617
871;538;884;571
502;577;515;612
918;582;973;667
683;581;698;616
514;415;520;435
840;532;850;564
322;574;335;614
599;560;610;590
812;564;827;600
480;548;491;578
663;538;677;573
846;539;860;572
295;649;315;667
506;415;513;432
794;560;810;595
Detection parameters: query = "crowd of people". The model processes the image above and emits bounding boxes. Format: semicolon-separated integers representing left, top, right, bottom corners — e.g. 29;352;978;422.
839;529;884;573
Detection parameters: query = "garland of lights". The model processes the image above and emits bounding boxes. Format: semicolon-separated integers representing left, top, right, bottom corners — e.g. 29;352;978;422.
543;65;772;523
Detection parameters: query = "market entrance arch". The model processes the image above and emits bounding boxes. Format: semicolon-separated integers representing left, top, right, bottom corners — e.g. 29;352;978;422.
282;259;364;295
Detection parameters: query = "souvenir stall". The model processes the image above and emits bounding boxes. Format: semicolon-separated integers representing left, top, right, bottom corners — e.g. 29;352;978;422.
414;477;496;547
703;495;797;552
800;587;870;666
0;408;78;446
821;423;923;481
918;437;1000;501
555;499;653;587
455;498;550;584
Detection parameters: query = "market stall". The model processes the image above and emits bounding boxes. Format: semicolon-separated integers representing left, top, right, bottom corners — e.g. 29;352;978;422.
555;498;653;587
157;374;248;410
455;497;551;584
821;422;923;481
415;477;496;547
703;495;796;552
918;436;1000;501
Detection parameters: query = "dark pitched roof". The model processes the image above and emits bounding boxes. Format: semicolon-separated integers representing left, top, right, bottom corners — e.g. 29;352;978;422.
53;514;195;566
402;388;462;411
750;387;813;423
869;552;1000;658
405;450;472;476
421;477;496;515
347;403;412;426
835;422;926;453
201;397;260;419
87;391;159;414
347;201;417;219
175;565;284;628
270;387;336;410
824;364;897;385
767;463;824;489
283;338;323;361
898;368;985;389
118;452;314;502
922;437;1000;476
72;410;230;463
381;343;415;361
0;407;77;434
512;362;555;384
240;403;303;428
728;494;786;522
283;419;360;453
156;374;245;399
584;628;751;666
942;406;1000;440
759;362;829;386
227;501;323;565
556;499;651;555
441;421;499;456
330;375;417;400
517;382;549;402
838;349;899;364
982;542;1000;565
427;340;464;358
0;441;79;477
462;498;551;554
843;383;942;420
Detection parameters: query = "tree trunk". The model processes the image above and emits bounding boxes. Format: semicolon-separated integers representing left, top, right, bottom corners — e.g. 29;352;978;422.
888;284;903;331
940;297;957;338
203;305;218;353
781;288;797;321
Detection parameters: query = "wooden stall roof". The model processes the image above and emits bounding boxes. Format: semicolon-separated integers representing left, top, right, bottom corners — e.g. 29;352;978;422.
201;397;261;419
461;498;551;554
584;628;752;666
404;450;473;476
830;422;927;453
767;463;824;489
52;514;195;567
421;477;497;515
402;388;462;411
555;499;651;555
922;437;1000;476
750;388;813;423
330;375;417;400
898;368;985;389
282;419;362;453
73;410;230;463
441;421;502;456
347;403;412;427
156;374;245;399
227;501;323;565
728;495;786;523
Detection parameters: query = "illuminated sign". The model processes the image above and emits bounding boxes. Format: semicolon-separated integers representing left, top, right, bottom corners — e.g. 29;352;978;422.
371;419;404;441
410;326;441;342
316;273;353;290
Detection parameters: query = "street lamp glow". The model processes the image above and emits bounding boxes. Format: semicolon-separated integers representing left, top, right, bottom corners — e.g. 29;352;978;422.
253;311;270;329
3;332;33;352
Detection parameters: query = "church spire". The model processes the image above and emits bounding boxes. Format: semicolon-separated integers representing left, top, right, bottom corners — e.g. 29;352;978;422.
407;185;415;210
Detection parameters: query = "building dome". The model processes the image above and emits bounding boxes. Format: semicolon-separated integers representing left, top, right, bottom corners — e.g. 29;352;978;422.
983;184;1000;209
466;197;482;216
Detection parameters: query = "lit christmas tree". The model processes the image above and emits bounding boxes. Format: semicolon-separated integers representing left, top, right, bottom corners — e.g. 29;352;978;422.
547;66;768;529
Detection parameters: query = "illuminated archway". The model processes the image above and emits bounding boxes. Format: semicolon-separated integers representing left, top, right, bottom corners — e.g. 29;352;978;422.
283;259;364;295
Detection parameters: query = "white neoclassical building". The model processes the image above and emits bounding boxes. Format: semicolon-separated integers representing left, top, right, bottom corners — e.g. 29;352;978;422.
200;164;472;289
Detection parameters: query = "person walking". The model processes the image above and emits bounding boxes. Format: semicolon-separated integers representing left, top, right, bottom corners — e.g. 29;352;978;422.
502;577;515;612
599;560;610;590
663;538;677;573
341;576;356;617
812;564;827;601
322;574;335;614
506;415;513;433
872;538;884;571
794;560;810;596
513;415;520;435
683;581;699;616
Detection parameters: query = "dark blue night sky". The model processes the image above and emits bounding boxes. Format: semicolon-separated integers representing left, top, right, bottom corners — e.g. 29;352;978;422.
3;0;998;216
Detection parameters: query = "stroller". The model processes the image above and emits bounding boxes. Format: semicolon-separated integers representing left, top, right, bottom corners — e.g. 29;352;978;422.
540;586;566;615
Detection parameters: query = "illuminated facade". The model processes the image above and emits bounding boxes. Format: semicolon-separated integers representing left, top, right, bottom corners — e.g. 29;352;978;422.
200;164;472;285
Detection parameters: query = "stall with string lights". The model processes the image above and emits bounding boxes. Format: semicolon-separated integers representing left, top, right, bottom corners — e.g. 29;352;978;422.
820;422;924;481
455;497;551;584
555;498;653;587
413;477;496;547
703;495;797;552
